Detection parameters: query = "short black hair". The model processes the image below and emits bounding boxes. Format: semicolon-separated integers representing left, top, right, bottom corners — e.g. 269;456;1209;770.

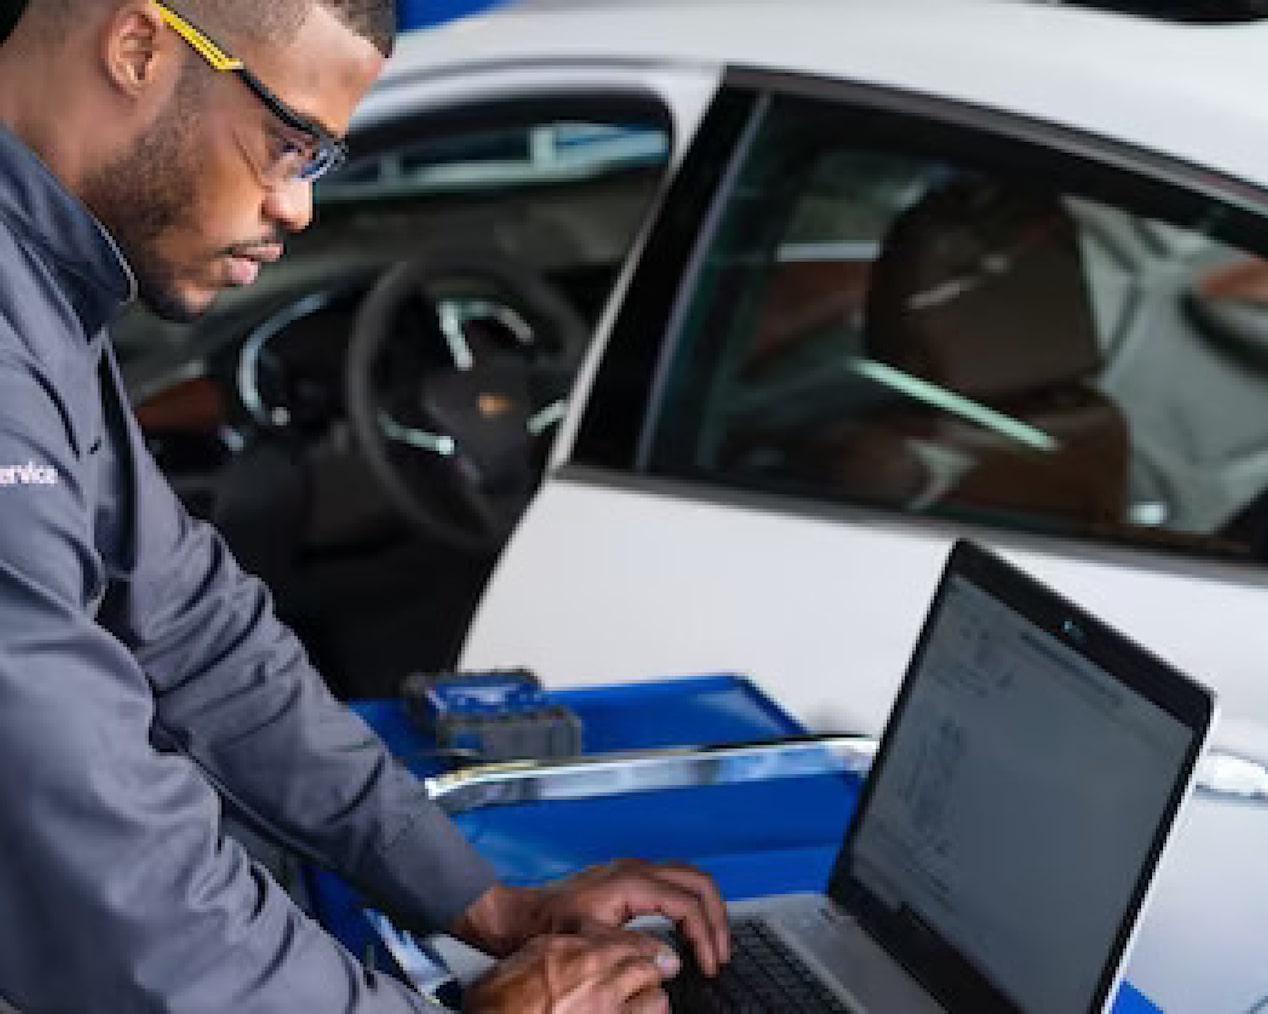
322;0;396;55
186;0;396;58
25;0;395;58
1;1;28;43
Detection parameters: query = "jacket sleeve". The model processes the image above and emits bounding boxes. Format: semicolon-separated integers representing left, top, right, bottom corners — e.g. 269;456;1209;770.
0;352;472;1013
98;353;499;926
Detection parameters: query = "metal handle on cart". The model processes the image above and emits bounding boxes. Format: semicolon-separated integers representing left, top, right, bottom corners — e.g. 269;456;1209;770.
423;733;880;815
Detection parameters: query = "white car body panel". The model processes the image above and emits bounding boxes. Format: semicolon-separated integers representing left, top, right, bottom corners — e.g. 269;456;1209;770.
464;477;1268;756
383;0;1268;192
1127;794;1268;1013
357;59;720;151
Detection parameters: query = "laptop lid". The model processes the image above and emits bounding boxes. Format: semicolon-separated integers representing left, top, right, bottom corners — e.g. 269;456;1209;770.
827;540;1215;1014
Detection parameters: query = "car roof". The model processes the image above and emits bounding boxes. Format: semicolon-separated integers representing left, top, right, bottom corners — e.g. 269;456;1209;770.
383;0;1268;193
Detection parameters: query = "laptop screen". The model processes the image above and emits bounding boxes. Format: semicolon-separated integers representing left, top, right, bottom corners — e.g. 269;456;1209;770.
838;551;1206;1013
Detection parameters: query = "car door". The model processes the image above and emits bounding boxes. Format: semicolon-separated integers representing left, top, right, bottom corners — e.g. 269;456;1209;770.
465;73;1268;750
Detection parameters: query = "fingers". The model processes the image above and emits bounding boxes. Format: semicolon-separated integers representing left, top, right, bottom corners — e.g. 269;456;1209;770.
466;932;675;1014
608;947;673;1001
623;985;671;1014
558;933;674;1012
534;859;731;978
641;863;731;969
583;924;681;977
603;860;729;976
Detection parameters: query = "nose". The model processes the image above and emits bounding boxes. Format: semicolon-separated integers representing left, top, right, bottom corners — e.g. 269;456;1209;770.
263;177;314;234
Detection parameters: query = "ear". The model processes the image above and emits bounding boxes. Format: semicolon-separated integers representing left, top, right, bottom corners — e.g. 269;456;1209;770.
99;3;175;100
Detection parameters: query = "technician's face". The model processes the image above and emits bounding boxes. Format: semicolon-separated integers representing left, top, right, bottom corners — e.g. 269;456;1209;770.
88;6;383;322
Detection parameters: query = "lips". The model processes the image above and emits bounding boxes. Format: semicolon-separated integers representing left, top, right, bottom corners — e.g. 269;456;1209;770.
226;256;261;287
223;244;284;287
244;243;285;264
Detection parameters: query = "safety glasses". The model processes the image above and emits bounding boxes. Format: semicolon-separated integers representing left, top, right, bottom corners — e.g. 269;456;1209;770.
154;2;348;184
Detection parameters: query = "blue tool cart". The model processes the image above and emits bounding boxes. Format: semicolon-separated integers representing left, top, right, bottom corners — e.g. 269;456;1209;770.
311;674;1160;1012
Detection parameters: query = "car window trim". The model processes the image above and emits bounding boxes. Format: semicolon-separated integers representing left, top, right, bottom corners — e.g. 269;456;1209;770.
632;92;771;470
337;90;677;185
572;87;761;469
727;66;1268;213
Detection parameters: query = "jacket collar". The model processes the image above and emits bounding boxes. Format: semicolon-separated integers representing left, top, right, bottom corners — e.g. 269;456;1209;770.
0;124;137;337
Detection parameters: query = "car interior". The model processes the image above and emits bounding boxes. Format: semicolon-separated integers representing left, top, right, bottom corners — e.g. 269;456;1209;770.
792;176;1133;527
646;99;1268;568
116;107;672;698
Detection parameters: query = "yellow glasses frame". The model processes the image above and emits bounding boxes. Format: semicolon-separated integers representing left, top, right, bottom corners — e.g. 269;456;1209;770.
154;2;348;183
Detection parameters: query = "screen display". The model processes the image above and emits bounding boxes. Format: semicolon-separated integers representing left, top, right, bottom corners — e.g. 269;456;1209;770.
849;575;1193;1014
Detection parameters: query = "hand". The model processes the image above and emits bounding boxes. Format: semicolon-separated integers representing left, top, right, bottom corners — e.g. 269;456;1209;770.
463;930;680;1014
453;860;730;976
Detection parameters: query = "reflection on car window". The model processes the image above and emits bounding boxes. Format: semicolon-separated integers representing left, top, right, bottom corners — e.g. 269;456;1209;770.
647;94;1268;561
317;122;669;202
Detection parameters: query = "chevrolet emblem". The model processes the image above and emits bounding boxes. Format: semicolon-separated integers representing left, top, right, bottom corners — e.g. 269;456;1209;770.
477;393;515;419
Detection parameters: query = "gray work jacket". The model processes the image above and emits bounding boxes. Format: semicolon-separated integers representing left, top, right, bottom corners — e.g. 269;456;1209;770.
0;126;496;1011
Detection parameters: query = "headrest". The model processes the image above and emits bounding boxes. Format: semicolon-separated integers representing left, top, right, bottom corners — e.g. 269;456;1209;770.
865;178;1102;400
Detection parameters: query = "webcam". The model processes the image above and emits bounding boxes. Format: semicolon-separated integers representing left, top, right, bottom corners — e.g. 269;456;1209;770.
1061;618;1086;644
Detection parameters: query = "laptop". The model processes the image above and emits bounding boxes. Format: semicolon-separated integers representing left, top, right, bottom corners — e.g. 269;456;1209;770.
666;539;1216;1014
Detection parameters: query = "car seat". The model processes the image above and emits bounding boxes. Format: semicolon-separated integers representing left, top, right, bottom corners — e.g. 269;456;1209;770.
810;177;1131;526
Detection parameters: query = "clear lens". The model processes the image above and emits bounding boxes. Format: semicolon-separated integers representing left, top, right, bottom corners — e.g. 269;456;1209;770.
262;134;346;185
297;140;348;183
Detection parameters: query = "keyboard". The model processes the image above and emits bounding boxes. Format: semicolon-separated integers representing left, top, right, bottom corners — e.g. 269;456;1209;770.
664;919;858;1013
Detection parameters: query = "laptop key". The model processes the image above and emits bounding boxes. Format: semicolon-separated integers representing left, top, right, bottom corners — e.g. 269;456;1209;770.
665;919;855;1013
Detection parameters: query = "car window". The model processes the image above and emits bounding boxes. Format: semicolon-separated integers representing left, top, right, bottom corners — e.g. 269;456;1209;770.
316;122;669;202
642;92;1268;562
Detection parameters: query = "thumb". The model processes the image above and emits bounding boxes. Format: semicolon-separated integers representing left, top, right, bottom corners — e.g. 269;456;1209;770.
575;921;682;978
623;986;671;1014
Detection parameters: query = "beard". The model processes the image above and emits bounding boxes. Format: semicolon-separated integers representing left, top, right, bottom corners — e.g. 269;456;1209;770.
82;79;205;323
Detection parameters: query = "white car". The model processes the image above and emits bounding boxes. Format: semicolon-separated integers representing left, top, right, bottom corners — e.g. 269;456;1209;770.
121;0;1268;1008
395;1;1268;1009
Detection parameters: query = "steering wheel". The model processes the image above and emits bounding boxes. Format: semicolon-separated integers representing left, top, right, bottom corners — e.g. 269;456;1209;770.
345;248;590;554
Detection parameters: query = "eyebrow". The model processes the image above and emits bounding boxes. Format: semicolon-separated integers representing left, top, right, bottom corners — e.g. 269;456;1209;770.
285;104;346;145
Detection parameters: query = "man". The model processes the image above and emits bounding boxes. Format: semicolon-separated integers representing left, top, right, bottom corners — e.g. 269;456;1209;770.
0;1;729;1010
